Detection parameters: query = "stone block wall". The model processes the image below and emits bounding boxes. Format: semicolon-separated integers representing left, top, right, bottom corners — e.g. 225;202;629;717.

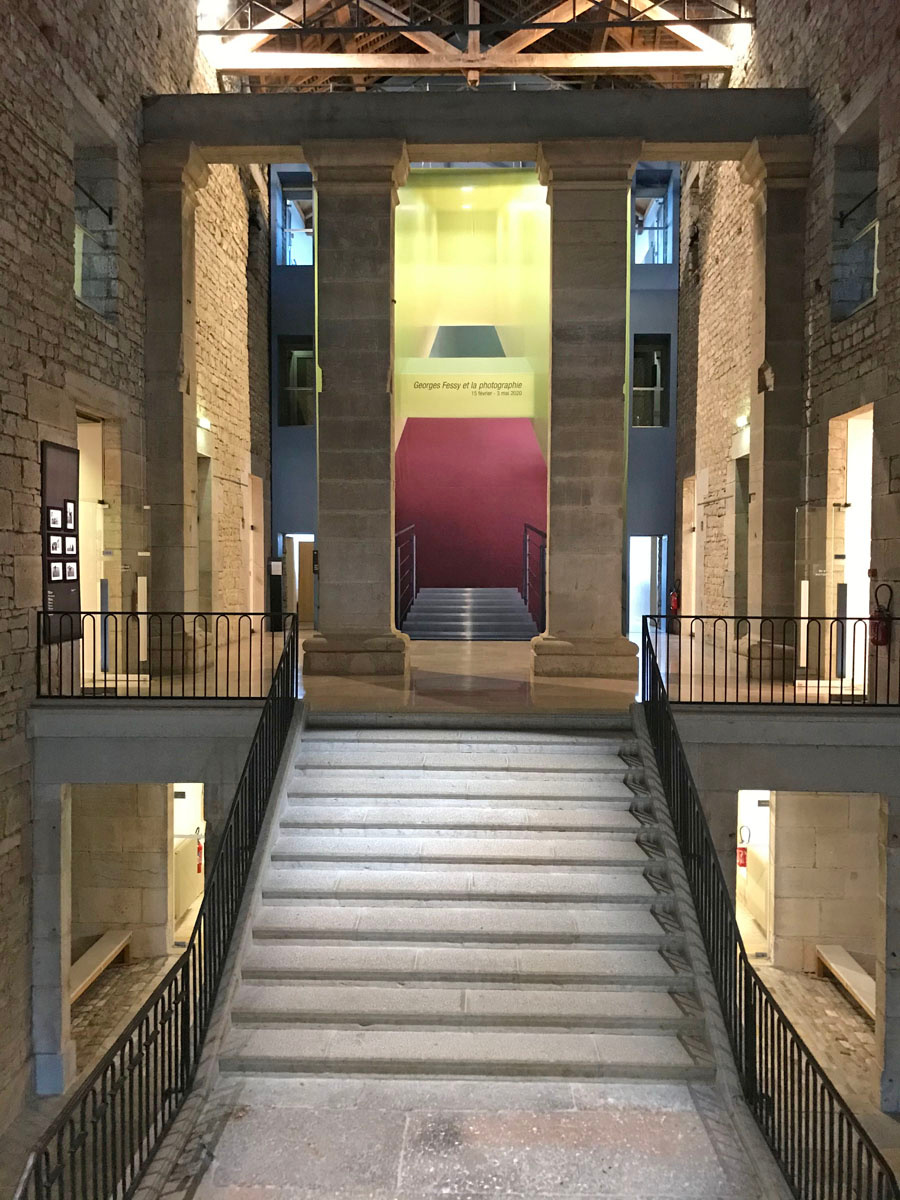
676;1;900;622
0;1;267;1131
771;791;879;974
70;784;174;961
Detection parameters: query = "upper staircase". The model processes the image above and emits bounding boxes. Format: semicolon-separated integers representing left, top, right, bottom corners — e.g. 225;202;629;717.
219;722;715;1081
400;587;538;640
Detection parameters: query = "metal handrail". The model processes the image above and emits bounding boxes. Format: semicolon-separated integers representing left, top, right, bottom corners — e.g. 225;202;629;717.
645;613;900;705
36;611;295;699
15;619;300;1200
641;617;899;1200
395;523;417;629
522;523;546;632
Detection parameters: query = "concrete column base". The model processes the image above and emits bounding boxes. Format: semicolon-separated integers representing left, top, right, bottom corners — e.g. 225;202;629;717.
35;1043;77;1096
531;634;638;680
302;632;409;676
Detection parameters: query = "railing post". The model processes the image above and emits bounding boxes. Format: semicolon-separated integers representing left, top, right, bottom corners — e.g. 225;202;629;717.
522;525;528;606
411;533;417;606
539;542;546;632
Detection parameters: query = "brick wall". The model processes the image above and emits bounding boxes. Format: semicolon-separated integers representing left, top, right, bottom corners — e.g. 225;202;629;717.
0;0;267;1130
677;2;900;620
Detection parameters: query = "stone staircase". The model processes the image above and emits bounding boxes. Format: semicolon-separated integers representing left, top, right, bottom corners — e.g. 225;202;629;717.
400;587;539;640
219;723;715;1081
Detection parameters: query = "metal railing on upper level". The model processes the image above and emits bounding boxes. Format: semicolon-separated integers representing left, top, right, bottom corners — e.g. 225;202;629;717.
14;620;299;1200
522;523;546;632
37;611;296;700
646;614;900;705
395;524;417;629
641;618;899;1200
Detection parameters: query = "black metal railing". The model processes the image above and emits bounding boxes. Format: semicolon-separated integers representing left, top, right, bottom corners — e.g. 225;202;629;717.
641;618;899;1200
395;523;417;629
522;523;546;632
14;620;299;1200
645;614;900;705
36;612;296;699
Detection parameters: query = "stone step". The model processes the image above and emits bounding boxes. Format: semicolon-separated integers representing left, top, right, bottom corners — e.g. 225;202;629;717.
294;751;626;772
269;834;650;867
284;792;637;811
230;984;698;1031
404;632;535;640
302;731;627;745
251;904;671;945
240;944;680;986
261;867;660;904
279;806;643;832
287;774;633;800
219;1027;712;1080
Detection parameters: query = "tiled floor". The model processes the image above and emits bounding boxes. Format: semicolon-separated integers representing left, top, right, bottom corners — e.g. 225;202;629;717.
158;1077;775;1200
70;954;177;1073
756;965;879;1105
300;640;637;714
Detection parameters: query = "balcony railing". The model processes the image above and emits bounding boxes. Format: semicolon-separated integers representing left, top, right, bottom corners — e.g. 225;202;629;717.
395;524;417;629
15;619;299;1200
645;614;900;705
641;618;900;1200
522;523;546;632
37;612;296;700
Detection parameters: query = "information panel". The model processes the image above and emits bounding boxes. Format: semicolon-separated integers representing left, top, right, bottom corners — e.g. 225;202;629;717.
41;440;81;643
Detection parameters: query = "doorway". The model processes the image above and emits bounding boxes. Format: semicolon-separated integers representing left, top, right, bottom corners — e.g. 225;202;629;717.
628;534;668;640
197;455;213;612
173;783;205;944
733;455;750;616
681;476;697;614
844;406;873;620
392;168;550;641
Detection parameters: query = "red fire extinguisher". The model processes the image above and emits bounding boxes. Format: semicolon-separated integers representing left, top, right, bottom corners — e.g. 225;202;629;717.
669;579;681;617
736;824;750;870
196;826;204;875
870;584;893;647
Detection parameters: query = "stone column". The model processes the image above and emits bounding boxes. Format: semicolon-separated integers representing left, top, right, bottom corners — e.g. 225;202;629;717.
302;141;409;676
532;140;641;680
32;784;76;1095
141;143;209;615
739;137;812;619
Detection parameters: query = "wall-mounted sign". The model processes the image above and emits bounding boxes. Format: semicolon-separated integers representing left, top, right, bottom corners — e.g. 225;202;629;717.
41;441;81;643
396;356;536;422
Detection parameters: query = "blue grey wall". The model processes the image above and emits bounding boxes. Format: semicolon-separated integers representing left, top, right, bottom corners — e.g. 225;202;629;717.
626;164;680;606
269;166;317;556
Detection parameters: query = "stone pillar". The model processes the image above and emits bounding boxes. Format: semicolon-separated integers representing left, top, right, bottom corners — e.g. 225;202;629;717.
739;137;812;619
141;143;209;615
302;141;409;676
532;140;641;680
32;784;76;1095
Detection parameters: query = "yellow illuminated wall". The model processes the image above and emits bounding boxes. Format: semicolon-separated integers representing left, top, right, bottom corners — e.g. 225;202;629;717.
394;168;550;452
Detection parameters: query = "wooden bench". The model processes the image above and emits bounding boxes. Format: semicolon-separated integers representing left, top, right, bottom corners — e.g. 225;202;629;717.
70;930;132;1004
816;944;876;1021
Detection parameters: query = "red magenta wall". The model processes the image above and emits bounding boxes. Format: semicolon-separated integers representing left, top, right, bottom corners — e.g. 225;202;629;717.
395;417;547;589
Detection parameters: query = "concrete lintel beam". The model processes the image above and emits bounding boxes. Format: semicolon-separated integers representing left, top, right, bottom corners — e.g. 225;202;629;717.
141;90;811;165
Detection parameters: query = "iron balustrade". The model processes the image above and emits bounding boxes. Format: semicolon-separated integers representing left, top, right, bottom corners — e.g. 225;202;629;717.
645;614;900;705
522;523;546;632
14;619;299;1200
36;611;296;700
641;618;899;1200
395;524;417;629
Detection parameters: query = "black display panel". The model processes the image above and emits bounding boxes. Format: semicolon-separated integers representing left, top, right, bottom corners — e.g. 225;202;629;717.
41;441;81;643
